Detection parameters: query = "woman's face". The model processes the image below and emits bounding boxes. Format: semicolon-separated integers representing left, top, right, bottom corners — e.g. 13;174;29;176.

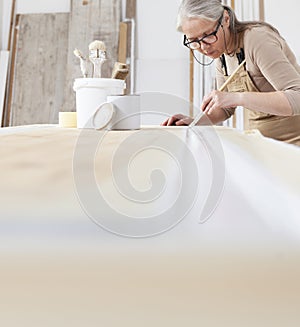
182;14;231;59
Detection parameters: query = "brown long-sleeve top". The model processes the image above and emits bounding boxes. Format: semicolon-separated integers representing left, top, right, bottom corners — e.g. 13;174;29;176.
215;25;300;115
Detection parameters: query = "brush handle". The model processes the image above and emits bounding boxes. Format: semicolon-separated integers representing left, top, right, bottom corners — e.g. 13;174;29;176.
218;59;246;92
79;59;89;78
91;58;104;78
189;59;246;127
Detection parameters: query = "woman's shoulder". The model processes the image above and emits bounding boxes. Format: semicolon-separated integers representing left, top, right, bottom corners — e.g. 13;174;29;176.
243;24;283;47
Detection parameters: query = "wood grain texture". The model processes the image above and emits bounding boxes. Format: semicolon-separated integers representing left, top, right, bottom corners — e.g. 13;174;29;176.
189;50;194;117
123;0;136;94
259;0;265;21
118;22;127;64
63;0;122;112
126;0;136;19
3;14;19;127
7;0;17;51
9;13;69;126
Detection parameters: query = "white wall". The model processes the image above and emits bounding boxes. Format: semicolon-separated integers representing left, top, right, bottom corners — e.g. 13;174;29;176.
135;0;189;101
265;0;300;62
0;0;2;48
1;0;70;50
1;0;12;50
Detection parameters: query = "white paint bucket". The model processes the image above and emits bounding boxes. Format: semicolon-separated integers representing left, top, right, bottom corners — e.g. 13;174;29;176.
73;78;125;128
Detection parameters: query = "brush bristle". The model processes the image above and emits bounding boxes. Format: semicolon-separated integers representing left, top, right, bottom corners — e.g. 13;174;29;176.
73;48;83;58
89;40;106;51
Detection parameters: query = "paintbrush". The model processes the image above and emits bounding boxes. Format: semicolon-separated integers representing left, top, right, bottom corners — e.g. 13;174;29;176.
73;48;89;78
189;59;246;128
111;62;129;80
89;40;107;78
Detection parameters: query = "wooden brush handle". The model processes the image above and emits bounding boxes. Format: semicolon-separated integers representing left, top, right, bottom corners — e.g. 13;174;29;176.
189;59;246;127
218;59;246;91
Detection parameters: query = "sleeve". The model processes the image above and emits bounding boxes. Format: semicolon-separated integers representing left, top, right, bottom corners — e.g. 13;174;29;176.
215;58;236;118
245;28;300;115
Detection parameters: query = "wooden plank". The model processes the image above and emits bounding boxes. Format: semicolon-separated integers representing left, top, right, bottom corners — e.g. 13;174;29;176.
124;0;136;94
0;51;10;126
63;0;122;111
259;0;265;21
9;13;69;126
189;50;194;117
4;14;19;127
118;22;128;64
126;0;136;19
7;0;16;51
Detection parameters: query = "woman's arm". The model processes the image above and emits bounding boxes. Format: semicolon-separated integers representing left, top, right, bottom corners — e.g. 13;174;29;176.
203;27;300;117
201;89;293;116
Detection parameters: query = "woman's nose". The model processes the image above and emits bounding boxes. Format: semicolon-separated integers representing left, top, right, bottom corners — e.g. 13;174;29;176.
200;42;211;51
197;44;209;55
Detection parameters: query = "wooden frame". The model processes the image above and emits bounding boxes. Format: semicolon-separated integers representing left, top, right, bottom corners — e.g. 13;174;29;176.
259;0;265;21
4;14;19;127
124;0;136;94
7;0;17;51
189;50;194;117
2;0;17;126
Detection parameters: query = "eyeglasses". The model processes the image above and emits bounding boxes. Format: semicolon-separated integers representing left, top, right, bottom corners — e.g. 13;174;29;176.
183;16;223;50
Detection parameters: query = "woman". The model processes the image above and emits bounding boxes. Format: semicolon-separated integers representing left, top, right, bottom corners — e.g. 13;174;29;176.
162;0;300;146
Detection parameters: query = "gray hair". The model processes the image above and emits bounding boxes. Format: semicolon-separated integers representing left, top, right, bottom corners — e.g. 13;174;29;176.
177;0;280;54
177;0;224;31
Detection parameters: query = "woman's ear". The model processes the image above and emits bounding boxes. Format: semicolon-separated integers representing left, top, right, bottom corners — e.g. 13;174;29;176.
223;10;230;27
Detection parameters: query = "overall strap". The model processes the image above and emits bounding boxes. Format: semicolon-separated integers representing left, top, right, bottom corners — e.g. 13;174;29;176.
220;54;228;76
236;48;245;65
220;48;245;77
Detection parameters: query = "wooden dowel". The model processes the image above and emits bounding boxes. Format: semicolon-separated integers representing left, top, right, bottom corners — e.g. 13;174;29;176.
118;22;128;64
189;50;194;117
189;59;246;127
4;14;19;127
218;59;246;92
259;0;265;21
7;0;16;51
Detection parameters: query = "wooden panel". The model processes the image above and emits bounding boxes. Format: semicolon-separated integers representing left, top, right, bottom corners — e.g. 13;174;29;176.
118;22;128;64
7;0;17;51
4;14;19;127
259;0;265;21
124;0;136;94
126;0;136;18
9;13;69;126
189;50;194;117
63;0;122;112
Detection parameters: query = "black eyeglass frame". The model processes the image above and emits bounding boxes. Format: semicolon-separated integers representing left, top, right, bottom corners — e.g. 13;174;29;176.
183;15;223;49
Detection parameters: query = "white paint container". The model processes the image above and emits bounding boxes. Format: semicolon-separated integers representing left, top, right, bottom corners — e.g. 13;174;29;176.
92;95;140;130
73;78;125;128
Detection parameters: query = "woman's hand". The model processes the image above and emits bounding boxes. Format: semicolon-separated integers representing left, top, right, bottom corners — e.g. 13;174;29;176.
161;114;193;126
201;90;293;116
201;90;236;115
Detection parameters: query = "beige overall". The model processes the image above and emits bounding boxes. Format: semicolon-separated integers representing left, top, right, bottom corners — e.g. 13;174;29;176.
223;57;300;146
